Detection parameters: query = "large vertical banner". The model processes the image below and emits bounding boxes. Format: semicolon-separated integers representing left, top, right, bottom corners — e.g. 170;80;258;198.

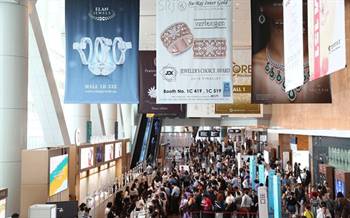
215;48;261;115
65;0;139;103
139;51;186;116
308;0;346;81
156;0;233;103
251;0;332;103
283;0;304;91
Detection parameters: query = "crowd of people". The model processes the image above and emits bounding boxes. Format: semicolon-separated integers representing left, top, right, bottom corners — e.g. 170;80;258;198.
95;139;350;218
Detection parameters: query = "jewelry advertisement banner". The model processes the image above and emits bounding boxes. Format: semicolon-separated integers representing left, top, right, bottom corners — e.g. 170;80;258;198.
215;47;261;115
251;0;332;104
65;0;139;103
308;0;346;81
139;51;186;116
156;0;233;103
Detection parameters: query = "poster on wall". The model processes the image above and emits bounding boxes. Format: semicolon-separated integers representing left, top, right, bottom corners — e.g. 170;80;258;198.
49;154;69;196
308;0;346;81
215;48;261;115
139;51;186;116
156;0;233;103
115;142;122;159
80;147;94;170
0;199;5;218
65;0;139;103
104;143;114;162
251;0;332;103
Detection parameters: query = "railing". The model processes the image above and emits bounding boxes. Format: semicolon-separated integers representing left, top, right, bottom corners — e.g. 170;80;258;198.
187;210;293;218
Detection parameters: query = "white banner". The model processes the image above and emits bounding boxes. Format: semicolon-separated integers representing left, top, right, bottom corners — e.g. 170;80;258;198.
258;186;269;218
308;0;346;81
156;0;233;103
284;0;304;91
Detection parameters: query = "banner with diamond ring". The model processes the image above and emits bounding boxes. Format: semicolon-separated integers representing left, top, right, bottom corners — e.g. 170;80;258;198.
65;0;139;103
156;0;233;103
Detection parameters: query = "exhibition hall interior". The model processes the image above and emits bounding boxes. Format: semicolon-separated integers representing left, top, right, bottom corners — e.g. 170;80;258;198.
1;0;350;217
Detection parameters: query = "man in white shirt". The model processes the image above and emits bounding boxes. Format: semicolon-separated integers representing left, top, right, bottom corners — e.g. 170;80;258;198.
241;190;253;209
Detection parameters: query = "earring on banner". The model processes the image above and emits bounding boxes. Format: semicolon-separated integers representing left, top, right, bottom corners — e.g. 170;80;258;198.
258;7;266;24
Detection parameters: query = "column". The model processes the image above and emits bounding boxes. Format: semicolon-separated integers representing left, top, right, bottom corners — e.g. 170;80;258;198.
101;104;117;136
64;104;90;144
0;0;28;216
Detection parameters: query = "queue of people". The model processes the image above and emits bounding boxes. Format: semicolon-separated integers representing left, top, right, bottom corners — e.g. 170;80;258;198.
98;139;350;218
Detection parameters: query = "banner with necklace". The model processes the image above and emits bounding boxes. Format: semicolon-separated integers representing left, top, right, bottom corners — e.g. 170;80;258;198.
250;0;332;104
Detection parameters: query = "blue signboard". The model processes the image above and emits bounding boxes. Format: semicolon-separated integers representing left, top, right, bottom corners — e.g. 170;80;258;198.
273;175;282;218
65;0;139;103
258;164;265;185
250;156;257;188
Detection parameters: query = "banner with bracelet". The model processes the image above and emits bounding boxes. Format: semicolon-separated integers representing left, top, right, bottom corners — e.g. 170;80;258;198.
156;0;233;104
65;0;139;103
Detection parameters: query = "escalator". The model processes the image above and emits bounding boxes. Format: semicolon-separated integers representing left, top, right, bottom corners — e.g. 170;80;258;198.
130;114;162;169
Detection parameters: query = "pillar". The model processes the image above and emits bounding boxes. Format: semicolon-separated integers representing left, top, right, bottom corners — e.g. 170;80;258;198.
0;0;28;215
64;104;90;144
101;104;117;136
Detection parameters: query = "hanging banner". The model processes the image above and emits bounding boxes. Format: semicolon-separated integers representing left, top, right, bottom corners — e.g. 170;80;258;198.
283;0;304;91
139;51;186;116
156;0;233;104
251;0;332;103
215;47;261;115
308;0;346;81
65;0;139;103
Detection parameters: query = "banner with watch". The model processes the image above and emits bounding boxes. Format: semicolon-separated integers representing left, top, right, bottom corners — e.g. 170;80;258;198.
307;0;346;81
156;0;233;104
251;0;332;104
139;51;186;116
65;0;139;103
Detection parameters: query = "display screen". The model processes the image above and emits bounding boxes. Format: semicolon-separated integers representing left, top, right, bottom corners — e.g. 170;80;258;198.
49;154;68;196
104;144;114;162
335;179;345;196
115;142;122;159
96;145;103;164
210;131;220;137
80;147;94;170
199;130;210;137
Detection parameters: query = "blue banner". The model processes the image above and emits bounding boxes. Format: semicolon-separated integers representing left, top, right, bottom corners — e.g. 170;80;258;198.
249;156;256;189
65;0;139;103
273;175;282;218
268;170;275;217
258;164;265;185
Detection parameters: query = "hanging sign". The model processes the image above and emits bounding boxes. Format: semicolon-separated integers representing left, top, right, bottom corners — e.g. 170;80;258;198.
251;0;332;104
308;0;346;81
156;0;233;103
215;47;261;115
139;51;186;116
65;0;139;103
283;0;304;91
